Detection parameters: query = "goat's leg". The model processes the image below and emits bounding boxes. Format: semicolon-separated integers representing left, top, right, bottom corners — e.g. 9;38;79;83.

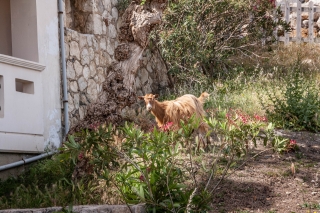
201;134;206;149
198;125;210;151
194;134;204;153
196;135;200;153
194;132;207;152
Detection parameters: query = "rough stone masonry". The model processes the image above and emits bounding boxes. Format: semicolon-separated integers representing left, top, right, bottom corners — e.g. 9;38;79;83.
63;0;170;131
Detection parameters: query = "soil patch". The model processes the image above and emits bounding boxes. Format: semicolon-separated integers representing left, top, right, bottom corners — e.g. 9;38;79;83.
210;130;320;213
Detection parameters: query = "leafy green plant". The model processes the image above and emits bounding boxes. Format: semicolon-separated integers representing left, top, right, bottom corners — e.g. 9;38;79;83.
0;124;121;209
301;202;320;210
117;0;132;13
140;0;146;5
116;108;289;212
0;177;106;209
117;122;211;212
205;107;290;154
0;151;76;209
261;64;320;132
59;124;119;182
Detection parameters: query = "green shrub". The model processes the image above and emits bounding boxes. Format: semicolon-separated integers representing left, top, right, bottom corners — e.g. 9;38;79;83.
205;107;289;155
156;0;290;82
261;64;320;132
58;124;119;181
0;158;74;209
117;121;211;212
0;125;120;209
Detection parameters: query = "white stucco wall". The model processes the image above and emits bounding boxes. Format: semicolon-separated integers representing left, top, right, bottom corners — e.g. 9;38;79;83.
0;0;62;153
36;0;62;150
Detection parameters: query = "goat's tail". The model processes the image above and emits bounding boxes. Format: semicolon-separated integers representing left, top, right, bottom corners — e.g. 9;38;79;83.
198;92;209;104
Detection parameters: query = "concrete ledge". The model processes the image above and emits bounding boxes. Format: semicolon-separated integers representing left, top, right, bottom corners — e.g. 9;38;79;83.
0;204;146;213
0;54;45;72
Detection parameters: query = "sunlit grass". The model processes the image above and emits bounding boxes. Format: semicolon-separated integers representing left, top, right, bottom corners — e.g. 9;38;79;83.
161;44;320;124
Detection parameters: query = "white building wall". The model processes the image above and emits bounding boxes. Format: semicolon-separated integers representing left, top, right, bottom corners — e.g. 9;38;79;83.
0;57;44;152
0;0;62;153
36;0;62;150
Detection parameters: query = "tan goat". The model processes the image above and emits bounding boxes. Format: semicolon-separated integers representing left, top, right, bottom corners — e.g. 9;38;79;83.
138;92;210;148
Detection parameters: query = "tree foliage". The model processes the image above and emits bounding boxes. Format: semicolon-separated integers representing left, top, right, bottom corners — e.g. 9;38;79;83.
156;0;290;80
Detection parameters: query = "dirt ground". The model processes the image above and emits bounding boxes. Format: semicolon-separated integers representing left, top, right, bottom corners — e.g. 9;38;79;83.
209;130;320;213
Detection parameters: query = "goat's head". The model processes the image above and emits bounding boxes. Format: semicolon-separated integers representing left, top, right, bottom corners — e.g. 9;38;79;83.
138;94;159;111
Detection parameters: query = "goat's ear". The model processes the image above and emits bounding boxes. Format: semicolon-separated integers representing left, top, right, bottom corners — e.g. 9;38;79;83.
154;94;159;99
138;96;144;100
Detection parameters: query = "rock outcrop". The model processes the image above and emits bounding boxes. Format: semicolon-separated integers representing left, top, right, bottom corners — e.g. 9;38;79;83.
63;0;169;132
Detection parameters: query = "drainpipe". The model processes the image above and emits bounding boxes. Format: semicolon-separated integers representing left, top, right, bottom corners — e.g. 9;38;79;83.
0;151;56;172
58;0;69;136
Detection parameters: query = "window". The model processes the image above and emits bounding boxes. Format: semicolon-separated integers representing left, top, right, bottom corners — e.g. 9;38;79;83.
0;0;39;62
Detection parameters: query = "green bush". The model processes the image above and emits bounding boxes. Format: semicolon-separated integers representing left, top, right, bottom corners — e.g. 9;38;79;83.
205;107;289;155
156;0;290;81
117;121;211;212
0;125;120;209
58;124;119;181
0;158;74;209
261;64;320;132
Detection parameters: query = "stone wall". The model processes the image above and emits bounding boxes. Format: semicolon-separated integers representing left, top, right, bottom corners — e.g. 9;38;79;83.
64;29;109;127
0;204;146;213
289;11;320;38
135;46;170;97
276;0;320;38
63;0;170;129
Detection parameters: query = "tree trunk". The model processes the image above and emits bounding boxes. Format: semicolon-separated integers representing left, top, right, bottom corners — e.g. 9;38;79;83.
70;0;167;133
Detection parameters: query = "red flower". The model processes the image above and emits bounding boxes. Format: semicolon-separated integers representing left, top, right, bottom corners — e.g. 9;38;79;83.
254;114;268;122
286;139;298;152
240;115;248;124
290;139;297;145
89;122;100;131
78;152;84;160
161;122;174;132
139;174;145;181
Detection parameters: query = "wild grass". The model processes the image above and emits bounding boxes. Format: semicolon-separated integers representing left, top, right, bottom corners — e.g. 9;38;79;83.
161;44;320;126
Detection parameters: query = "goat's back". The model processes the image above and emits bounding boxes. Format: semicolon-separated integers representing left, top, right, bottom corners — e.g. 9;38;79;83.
164;94;206;126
